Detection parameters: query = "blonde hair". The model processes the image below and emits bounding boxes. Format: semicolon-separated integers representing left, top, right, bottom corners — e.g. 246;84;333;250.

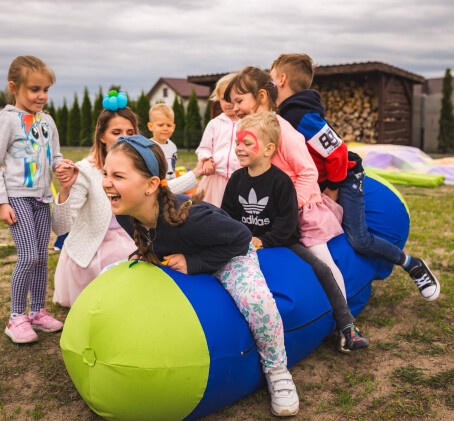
271;54;316;92
108;141;203;265
90;107;139;170
210;72;238;101
237;111;281;151
149;103;174;122
7;56;56;101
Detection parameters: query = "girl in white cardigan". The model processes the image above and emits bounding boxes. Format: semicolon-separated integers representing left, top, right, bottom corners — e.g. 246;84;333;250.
52;102;200;306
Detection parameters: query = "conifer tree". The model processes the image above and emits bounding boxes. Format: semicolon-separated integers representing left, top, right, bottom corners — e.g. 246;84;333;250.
203;101;211;127
68;94;81;146
185;89;202;149
92;86;103;132
438;68;454;153
80;87;92;145
136;91;151;137
46;100;57;121
57;99;69;146
172;96;185;148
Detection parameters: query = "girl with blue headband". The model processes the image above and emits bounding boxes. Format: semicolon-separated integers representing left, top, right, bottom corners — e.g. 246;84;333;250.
103;135;299;417
52;93;202;307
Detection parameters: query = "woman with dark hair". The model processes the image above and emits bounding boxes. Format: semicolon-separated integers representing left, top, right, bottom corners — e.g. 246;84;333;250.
52;99;200;306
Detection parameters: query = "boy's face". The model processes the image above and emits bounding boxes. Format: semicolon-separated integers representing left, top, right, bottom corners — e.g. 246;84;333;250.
147;112;175;144
235;127;274;170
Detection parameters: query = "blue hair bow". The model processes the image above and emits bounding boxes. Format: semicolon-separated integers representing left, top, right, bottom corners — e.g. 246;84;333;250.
116;135;160;177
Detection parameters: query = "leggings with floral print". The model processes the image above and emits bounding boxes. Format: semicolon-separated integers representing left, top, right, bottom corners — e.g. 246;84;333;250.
215;243;287;368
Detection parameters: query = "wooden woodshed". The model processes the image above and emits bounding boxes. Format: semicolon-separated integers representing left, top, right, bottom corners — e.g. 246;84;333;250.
188;62;424;145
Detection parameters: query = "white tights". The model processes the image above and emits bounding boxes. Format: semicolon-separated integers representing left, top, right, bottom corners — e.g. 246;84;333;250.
307;242;347;299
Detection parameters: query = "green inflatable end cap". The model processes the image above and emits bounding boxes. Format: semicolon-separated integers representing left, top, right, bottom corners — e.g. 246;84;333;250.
61;261;210;421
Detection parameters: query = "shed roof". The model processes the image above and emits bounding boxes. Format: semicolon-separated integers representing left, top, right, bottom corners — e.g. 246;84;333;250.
147;77;210;99
188;61;425;85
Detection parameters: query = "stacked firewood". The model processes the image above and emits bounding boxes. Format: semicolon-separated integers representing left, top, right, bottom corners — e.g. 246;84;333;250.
312;80;379;144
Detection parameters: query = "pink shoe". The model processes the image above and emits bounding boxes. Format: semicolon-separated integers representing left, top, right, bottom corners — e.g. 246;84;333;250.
29;309;64;333
5;315;39;343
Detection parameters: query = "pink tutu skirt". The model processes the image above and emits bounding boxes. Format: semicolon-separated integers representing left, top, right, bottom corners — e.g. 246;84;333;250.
298;193;344;247
53;227;136;307
197;173;228;207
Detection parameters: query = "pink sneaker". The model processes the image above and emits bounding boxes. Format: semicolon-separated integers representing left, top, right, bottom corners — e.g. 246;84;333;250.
29;309;63;333
5;315;39;343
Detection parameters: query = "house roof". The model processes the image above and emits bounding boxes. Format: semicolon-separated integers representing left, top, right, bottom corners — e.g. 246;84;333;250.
147;77;210;99
188;61;425;85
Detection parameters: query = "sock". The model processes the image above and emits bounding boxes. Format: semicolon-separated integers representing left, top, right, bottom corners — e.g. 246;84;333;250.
341;324;354;336
403;256;421;272
29;310;39;318
10;312;25;321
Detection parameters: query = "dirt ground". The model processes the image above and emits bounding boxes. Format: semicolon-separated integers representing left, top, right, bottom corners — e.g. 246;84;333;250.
0;185;453;421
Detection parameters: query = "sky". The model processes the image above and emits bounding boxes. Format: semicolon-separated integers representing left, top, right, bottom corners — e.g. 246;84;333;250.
1;0;453;107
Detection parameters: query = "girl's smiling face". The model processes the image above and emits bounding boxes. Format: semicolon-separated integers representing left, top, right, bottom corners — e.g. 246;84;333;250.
218;88;237;119
229;91;258;119
10;71;51;115
100;116;135;150
102;150;151;218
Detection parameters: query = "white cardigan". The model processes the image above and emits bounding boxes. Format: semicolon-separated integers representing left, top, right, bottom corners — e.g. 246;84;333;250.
51;158;199;268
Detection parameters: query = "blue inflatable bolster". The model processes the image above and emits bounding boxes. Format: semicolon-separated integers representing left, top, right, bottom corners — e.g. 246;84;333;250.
180;175;410;420
62;174;409;421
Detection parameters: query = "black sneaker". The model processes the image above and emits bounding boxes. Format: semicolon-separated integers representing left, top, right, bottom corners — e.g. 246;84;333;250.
408;259;440;302
337;326;370;353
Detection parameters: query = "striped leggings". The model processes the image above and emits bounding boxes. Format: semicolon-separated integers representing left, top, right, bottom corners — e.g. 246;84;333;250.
8;197;50;314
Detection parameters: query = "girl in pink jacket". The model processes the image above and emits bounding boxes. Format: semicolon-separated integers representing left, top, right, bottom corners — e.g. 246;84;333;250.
224;66;349;304
196;73;239;207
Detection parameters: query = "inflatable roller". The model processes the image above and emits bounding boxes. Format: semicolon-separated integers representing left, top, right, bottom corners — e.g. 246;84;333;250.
60;174;410;420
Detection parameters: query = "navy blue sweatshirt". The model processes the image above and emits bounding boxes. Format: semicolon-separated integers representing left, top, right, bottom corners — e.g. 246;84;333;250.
117;197;251;275
279;89;362;190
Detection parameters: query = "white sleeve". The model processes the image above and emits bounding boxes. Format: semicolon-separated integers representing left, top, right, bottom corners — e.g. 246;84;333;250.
51;168;89;235
168;172;198;194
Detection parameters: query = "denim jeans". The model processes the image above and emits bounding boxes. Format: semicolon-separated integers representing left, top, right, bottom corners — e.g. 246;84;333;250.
338;171;406;265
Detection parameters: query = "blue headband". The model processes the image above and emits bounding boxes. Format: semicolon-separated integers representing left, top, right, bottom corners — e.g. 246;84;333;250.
116;135;160;177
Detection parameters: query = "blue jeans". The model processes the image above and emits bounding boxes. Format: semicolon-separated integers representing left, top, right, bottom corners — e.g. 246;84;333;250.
338;171;406;265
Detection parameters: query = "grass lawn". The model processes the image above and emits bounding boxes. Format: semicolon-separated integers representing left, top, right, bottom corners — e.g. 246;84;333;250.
0;151;453;420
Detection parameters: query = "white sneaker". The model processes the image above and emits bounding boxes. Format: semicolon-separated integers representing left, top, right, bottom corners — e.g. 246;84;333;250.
263;365;299;417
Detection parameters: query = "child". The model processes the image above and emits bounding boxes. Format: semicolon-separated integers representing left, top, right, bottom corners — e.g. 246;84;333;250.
147;103;177;180
0;56;70;343
103;134;299;417
224;67;356;349
196;73;240;206
221;112;368;352
270;53;440;302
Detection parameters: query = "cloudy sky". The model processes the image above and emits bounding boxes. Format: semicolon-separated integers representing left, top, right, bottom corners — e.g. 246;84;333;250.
1;0;453;106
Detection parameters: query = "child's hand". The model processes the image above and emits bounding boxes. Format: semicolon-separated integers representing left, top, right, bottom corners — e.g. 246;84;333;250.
192;160;204;179
252;237;263;249
0;203;17;225
202;159;216;176
323;187;339;202
56;163;79;190
163;254;188;274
